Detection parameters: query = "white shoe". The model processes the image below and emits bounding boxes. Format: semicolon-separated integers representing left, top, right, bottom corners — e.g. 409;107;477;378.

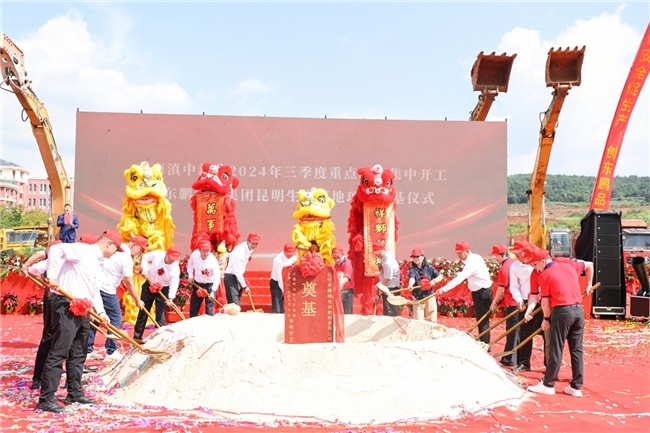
106;351;123;362
87;351;103;360
563;386;582;397
528;381;556;395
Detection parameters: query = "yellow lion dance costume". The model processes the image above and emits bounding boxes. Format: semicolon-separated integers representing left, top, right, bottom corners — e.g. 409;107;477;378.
118;161;176;325
291;187;336;265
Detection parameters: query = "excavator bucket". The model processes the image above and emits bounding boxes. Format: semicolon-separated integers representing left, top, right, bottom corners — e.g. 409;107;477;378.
545;46;585;87
471;52;517;93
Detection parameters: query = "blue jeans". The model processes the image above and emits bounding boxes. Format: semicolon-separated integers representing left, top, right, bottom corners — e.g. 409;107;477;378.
86;291;122;355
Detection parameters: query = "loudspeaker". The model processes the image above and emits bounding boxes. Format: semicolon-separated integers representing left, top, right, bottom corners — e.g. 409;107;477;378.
575;210;625;318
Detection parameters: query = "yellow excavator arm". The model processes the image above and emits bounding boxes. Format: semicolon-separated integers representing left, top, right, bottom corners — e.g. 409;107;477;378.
0;34;70;222
527;46;585;249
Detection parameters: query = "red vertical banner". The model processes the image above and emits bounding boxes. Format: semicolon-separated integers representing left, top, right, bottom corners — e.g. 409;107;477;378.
591;23;650;210
284;265;344;343
363;202;396;275
194;192;225;234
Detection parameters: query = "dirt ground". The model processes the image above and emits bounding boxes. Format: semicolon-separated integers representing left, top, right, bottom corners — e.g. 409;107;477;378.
507;203;648;230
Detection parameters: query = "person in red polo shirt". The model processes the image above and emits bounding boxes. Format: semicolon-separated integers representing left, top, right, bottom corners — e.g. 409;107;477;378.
489;243;518;367
527;248;594;398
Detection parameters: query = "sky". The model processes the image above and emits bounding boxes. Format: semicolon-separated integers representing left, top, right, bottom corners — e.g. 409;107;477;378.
1;1;648;180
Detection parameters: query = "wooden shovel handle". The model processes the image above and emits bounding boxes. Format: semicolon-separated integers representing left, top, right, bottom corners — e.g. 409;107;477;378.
28;276;167;355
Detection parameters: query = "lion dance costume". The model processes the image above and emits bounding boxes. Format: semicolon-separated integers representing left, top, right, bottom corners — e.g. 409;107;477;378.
117;161;176;325
347;164;399;315
291;187;336;265
190;162;241;252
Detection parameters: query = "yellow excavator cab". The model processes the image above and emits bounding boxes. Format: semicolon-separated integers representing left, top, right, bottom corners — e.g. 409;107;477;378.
545;46;585;87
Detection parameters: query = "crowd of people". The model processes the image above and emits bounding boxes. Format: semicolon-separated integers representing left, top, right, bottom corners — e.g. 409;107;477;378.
20;219;595;413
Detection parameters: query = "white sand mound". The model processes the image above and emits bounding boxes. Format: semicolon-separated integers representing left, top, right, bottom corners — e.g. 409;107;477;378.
101;314;525;425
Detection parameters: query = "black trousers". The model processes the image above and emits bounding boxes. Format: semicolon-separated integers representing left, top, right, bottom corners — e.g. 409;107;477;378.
543;304;585;389
382;287;400;316
501;306;521;365
224;273;242;306
189;281;215;317
472;287;493;345
39;294;89;403
32;288;51;381
517;304;545;368
133;281;169;340
341;289;354;315
270;279;284;313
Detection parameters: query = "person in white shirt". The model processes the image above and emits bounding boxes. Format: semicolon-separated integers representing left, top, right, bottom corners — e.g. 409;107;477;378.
509;240;535;373
23;240;61;390
224;233;260;306
187;240;221;317
36;230;121;413
269;243;297;313
372;241;401;317
86;235;147;359
133;247;182;342
437;242;494;345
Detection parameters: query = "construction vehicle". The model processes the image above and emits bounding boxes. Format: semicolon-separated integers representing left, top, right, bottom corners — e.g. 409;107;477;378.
547;227;574;258
526;46;585;250
468;51;517;121
621;218;650;272
0;34;70;241
0;225;49;251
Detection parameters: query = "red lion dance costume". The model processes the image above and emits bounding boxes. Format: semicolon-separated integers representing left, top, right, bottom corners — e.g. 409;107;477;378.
348;164;399;315
190;162;241;252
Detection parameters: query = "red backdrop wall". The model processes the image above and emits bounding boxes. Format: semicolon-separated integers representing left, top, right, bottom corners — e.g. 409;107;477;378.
73;112;507;269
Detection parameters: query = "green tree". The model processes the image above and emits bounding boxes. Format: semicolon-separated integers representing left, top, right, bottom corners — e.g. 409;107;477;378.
0;205;23;228
22;209;49;226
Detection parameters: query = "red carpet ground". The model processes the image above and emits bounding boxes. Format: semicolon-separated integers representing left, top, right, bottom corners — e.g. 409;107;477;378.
0;314;648;433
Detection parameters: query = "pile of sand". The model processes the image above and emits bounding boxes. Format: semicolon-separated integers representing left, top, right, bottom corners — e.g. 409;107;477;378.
101;314;525;425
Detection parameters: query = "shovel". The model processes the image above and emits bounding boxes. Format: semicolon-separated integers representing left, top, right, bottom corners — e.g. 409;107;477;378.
376;282;420;296
190;282;240;316
150;285;185;320
90;318;119;339
475;307;521;340
28;276;170;356
190;281;224;307
388;291;438;306
246;290;264;313
490;282;601;356
141;305;161;328
491;327;544;359
466;309;492;334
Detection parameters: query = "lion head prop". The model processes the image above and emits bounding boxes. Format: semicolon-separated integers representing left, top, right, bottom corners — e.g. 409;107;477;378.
291;187;336;265
348;164;399;315
117;161;175;252
190;162;241;252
